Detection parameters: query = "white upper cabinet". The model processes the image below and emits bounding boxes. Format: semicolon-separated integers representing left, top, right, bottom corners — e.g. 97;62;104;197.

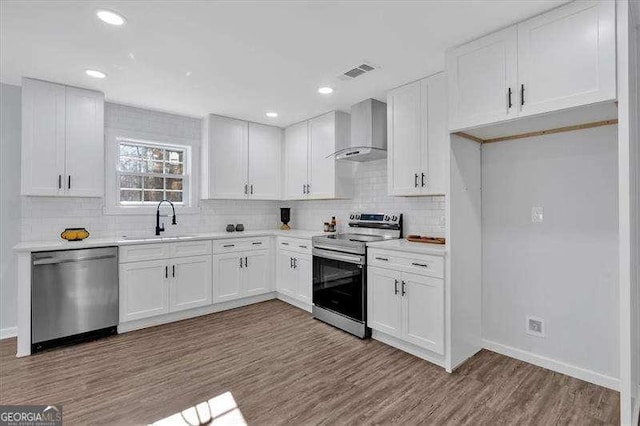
21;78;104;197
283;111;352;200
284;121;309;199
447;26;518;131
201;115;282;200
387;73;447;196
247;123;281;199
517;0;616;117
446;0;615;131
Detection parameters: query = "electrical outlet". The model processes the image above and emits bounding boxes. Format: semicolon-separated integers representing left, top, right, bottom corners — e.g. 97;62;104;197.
531;207;544;223
526;316;546;338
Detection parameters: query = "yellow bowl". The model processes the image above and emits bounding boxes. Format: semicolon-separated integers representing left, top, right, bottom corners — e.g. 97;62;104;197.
61;228;90;241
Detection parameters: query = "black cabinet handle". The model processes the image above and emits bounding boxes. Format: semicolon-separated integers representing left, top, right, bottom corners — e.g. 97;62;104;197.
508;87;512;109
281;242;289;246
412;262;429;268
414;173;419;187
299;245;307;249
68;175;71;189
223;244;235;248
58;175;62;189
165;266;168;278
421;173;426;188
394;279;399;295
252;241;262;245
375;257;389;261
520;84;525;106
401;280;406;296
244;184;248;195
293;257;297;268
239;257;243;268
245;256;248;268
172;265;175;277
250;184;254;194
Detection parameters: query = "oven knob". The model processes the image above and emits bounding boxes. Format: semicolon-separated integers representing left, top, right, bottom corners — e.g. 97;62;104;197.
356;214;360;220
392;215;397;221
384;215;390;221
350;214;355;220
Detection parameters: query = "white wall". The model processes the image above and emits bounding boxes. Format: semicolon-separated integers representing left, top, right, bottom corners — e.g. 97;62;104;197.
288;159;446;237
482;126;619;385
0;83;21;337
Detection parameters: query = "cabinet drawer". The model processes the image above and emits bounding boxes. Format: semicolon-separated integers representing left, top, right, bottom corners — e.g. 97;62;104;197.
277;237;312;255
368;249;444;279
120;243;171;263
171;240;212;258
213;237;271;253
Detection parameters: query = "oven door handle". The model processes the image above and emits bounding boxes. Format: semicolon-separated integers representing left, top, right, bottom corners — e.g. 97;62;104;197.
312;248;365;265
312;244;363;256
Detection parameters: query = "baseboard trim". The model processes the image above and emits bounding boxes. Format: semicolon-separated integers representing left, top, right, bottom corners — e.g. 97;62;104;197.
276;293;311;313
482;339;619;391
0;327;17;340
372;330;446;369
633;385;640;426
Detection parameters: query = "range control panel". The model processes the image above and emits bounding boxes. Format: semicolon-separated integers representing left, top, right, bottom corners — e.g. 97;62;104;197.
348;212;402;227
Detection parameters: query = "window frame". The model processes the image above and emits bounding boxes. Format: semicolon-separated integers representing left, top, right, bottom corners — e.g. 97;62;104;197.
104;127;200;216
117;140;189;206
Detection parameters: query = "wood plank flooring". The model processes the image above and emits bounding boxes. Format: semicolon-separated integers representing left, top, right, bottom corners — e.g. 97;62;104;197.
0;300;619;425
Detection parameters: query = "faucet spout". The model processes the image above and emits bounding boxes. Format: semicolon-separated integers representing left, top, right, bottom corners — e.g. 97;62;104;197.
155;200;177;236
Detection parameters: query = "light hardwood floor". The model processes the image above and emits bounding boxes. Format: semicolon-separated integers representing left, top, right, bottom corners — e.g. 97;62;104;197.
0;300;619;425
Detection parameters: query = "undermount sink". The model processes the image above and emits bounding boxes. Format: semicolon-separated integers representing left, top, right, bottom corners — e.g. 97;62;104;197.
120;234;198;242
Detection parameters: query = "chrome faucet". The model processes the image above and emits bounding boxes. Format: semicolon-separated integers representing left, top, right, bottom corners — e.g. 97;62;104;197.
155;200;177;236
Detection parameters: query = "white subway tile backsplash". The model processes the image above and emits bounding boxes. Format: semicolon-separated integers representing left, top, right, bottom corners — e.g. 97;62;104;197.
21;104;445;242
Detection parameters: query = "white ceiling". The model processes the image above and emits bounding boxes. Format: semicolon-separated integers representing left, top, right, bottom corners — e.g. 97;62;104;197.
1;0;568;127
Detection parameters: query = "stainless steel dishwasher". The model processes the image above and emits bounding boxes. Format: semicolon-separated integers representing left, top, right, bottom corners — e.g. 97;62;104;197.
32;247;118;352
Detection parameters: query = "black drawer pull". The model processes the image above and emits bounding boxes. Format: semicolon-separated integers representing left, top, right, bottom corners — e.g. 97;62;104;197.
412;262;429;268
281;242;289;246
299;245;307;249
375;257;389;261
252;242;262;245
223;244;235;248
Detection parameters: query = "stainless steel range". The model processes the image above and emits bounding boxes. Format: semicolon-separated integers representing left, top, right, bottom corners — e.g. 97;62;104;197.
312;212;402;338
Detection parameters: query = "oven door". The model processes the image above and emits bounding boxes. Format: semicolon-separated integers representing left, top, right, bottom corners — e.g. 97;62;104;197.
312;247;366;322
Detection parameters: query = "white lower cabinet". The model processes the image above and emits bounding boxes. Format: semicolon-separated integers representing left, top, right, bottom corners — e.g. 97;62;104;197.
170;255;213;312
119;241;213;323
119;259;170;322
368;258;445;355
276;239;312;308
212;245;272;303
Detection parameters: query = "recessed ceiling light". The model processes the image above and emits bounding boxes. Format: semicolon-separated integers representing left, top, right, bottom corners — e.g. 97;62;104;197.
96;9;126;26
85;69;107;79
318;87;334;94
265;112;278;118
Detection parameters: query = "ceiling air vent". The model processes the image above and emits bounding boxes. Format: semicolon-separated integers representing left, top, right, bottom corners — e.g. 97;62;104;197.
338;62;378;81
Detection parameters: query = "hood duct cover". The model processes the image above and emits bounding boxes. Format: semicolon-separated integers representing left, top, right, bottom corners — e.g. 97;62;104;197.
332;98;387;162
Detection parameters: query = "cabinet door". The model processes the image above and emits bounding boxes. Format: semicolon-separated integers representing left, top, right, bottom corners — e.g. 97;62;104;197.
213;253;242;303
401;273;444;354
308;113;335;199
517;0;615;117
387;81;423;196
294;254;312;305
447;26;518;131
243;250;271;296
64;86;104;197
248;123;281;200
421;73;447;195
367;266;402;337
170;255;212;312
276;250;296;296
205;115;248;199
21;78;66;196
119;260;169;322
284;121;309;200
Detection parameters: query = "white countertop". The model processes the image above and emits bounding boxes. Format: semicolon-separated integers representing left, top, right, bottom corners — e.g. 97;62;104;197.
14;229;324;253
367;239;447;256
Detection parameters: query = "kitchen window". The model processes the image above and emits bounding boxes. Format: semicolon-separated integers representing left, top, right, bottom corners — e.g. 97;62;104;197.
117;141;189;205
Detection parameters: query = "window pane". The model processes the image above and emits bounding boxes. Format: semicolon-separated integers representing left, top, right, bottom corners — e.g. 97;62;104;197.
167;163;183;175
120;144;145;158
120;175;142;189
147;147;164;161
144;176;164;190
166;191;183;203
166;178;183;190
143;190;164;202
142;160;165;173
119;158;143;172
121;190;142;202
166;150;183;163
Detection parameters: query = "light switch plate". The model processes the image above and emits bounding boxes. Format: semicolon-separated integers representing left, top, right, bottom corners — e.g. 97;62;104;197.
531;207;544;223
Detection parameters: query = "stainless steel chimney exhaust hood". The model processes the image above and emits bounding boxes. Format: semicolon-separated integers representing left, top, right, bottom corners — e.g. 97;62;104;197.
331;98;387;162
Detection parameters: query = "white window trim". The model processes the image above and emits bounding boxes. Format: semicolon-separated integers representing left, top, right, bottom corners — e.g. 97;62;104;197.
104;127;201;215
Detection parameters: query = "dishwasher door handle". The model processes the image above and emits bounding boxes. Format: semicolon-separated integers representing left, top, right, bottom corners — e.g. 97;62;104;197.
33;254;117;266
